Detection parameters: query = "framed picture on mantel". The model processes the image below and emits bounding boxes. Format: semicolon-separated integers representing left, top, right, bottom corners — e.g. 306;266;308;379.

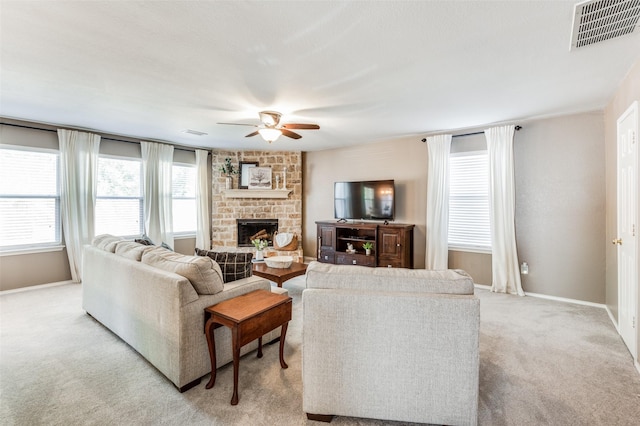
248;166;272;189
239;161;258;189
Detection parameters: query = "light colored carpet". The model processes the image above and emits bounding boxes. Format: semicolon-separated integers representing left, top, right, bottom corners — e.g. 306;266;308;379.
1;277;639;425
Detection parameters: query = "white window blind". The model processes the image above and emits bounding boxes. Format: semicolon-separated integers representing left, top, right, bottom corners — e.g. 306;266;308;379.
172;163;196;235
0;146;61;249
95;156;143;237
448;151;492;252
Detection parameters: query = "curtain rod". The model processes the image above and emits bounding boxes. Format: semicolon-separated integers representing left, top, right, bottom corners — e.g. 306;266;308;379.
0;122;200;153
421;125;522;142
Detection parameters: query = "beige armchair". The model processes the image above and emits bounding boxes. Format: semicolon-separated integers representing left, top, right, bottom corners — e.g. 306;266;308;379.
302;262;480;425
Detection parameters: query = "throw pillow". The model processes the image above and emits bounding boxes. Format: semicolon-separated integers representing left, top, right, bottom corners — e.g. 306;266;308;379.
141;249;224;295
135;234;154;246
195;249;253;283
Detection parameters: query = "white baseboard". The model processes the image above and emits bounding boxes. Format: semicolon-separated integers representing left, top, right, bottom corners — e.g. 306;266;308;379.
474;284;640;375
474;283;606;309
524;290;607;309
474;284;492;291
605;305;619;333
0;280;76;295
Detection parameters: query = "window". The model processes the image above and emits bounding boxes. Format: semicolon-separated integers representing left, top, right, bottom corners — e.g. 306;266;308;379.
172;163;196;235
448;151;491;252
95;156;143;237
0;146;61;250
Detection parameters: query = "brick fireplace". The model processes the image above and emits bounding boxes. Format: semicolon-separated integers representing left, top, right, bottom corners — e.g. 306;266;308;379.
210;150;303;257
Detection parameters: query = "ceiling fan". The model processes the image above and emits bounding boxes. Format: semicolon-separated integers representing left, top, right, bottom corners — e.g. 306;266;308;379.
218;111;320;143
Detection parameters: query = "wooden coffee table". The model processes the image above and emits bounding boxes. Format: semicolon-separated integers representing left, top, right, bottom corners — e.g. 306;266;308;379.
252;261;308;287
204;289;292;405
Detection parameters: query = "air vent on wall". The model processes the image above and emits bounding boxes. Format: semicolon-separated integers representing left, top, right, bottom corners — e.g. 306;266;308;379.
570;0;640;50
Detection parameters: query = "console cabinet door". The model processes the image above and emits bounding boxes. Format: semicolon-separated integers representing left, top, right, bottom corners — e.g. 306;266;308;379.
317;224;336;263
378;226;413;268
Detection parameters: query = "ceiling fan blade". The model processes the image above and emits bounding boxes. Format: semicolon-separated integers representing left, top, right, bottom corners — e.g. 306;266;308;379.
245;131;260;138
281;129;302;139
217;122;259;127
281;123;320;130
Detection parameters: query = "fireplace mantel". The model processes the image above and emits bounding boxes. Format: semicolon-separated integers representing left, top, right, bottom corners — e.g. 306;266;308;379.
222;189;292;199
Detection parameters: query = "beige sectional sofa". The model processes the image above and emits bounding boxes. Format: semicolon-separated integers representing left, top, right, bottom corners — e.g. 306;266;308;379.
302;261;480;425
82;235;285;392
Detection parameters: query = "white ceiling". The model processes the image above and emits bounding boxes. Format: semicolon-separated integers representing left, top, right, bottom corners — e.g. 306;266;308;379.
1;1;639;151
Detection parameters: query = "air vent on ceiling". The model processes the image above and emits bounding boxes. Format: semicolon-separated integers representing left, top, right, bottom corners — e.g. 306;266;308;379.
570;0;640;50
181;129;208;136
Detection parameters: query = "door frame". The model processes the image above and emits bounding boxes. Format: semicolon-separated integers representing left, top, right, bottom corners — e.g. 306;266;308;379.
616;100;639;366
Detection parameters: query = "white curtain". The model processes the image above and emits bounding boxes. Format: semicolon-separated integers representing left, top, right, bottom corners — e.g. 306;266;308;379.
485;125;524;296
141;141;174;248
57;129;100;282
195;149;211;250
425;134;452;269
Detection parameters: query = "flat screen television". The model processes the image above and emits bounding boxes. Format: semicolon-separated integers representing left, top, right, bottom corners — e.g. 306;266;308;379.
334;180;395;221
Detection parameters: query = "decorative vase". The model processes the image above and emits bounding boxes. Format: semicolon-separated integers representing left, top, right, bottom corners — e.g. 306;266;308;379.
365;249;371;256
255;249;264;261
225;176;232;190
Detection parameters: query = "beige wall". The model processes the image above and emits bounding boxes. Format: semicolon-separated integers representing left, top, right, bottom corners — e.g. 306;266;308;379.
303;136;428;268
604;59;640;363
0;120;198;291
0;249;72;291
0;122;73;291
174;237;196;256
304;111;607;303
449;250;491;286
515;112;605;302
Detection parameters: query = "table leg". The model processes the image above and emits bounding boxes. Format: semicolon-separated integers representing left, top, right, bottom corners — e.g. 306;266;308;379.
231;327;240;405
279;322;289;369
205;318;217;389
257;336;263;358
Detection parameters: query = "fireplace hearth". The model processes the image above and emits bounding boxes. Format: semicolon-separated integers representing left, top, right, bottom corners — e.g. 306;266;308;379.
236;219;278;247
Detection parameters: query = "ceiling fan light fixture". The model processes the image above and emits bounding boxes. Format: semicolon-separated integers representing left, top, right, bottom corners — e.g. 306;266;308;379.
259;111;281;127
258;128;282;143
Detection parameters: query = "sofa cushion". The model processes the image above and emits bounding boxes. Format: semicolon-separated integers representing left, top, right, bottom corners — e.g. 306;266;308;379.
142;249;224;295
195;249;253;283
114;241;149;261
92;234;123;252
305;261;475;295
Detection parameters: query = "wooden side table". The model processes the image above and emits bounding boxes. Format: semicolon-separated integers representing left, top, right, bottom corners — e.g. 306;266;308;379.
204;289;292;405
252;261;308;287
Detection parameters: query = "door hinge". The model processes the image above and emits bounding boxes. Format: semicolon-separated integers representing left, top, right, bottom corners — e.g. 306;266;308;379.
633;316;636;329
633;224;636;237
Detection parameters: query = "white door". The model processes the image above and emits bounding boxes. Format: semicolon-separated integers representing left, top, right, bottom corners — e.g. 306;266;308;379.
616;101;638;360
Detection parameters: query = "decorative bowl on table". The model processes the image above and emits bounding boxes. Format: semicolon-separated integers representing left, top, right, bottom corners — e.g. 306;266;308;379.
264;256;293;269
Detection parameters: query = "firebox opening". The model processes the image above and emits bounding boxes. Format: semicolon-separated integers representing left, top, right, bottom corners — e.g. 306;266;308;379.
236;219;278;247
